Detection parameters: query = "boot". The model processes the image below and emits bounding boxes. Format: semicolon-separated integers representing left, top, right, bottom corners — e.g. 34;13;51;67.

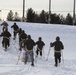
31;62;34;66
54;64;58;67
31;63;34;66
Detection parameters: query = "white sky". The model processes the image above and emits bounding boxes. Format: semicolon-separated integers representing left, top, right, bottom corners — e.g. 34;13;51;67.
0;0;75;19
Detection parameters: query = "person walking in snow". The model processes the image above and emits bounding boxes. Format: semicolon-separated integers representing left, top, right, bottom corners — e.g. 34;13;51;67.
17;28;23;37
11;22;19;40
0;29;11;51
24;35;35;66
19;30;27;51
1;21;8;32
17;28;23;47
35;37;45;57
50;36;64;67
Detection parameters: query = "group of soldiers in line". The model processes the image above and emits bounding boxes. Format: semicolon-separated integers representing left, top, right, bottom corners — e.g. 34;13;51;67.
0;21;64;67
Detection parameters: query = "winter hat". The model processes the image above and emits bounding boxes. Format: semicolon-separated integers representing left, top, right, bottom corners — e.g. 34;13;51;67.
56;36;60;41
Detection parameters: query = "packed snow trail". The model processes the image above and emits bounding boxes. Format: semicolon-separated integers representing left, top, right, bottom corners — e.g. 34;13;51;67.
0;21;76;75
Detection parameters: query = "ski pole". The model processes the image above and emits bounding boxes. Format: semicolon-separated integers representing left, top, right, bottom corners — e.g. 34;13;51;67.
42;46;45;58
61;50;64;64
34;47;38;64
46;46;51;61
16;51;21;65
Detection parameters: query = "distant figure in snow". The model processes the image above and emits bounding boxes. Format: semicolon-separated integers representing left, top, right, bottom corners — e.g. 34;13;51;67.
17;28;23;48
11;22;19;40
1;21;8;32
50;36;64;67
19;30;27;51
0;29;11;51
35;37;45;57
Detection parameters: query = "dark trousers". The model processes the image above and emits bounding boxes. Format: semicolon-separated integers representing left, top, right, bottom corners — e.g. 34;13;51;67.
2;38;10;49
36;49;42;56
13;31;17;40
54;52;61;66
25;50;34;65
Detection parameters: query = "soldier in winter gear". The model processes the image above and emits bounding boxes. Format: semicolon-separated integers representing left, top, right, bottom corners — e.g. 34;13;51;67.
35;37;45;57
11;22;19;40
17;28;23;36
19;30;27;51
24;35;35;66
0;29;11;51
50;36;64;67
1;21;8;32
17;28;23;47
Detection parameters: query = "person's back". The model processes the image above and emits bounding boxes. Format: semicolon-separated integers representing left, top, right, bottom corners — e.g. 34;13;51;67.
18;28;22;35
50;36;64;67
0;29;11;38
51;40;64;51
19;30;27;51
0;29;11;50
11;23;19;31
20;30;27;40
36;37;45;50
35;37;45;57
26;37;35;50
1;21;8;32
25;35;35;66
11;23;19;40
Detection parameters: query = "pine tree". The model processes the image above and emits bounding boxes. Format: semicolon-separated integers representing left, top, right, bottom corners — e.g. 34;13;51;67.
26;8;35;22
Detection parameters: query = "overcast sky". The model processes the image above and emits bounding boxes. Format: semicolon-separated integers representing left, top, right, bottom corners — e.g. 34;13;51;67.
0;0;75;19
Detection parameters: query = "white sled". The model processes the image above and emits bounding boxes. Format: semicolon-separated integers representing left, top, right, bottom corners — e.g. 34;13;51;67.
20;48;26;62
20;48;31;62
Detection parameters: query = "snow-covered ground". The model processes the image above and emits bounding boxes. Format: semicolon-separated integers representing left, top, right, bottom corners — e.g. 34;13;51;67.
0;21;76;75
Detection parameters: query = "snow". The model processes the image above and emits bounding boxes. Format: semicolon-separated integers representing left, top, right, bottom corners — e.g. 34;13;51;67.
0;21;76;75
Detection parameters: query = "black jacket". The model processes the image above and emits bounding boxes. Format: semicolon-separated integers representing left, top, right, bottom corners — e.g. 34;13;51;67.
25;39;35;50
51;40;64;51
11;24;19;31
36;40;45;50
20;32;27;40
0;31;11;38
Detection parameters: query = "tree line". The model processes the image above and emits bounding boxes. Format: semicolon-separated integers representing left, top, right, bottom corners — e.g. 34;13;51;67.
1;8;76;25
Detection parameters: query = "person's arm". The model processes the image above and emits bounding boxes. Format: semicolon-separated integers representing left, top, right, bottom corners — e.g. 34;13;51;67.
50;42;55;47
35;41;38;46
11;25;13;28
42;41;45;46
33;40;36;46
9;32;11;37
61;42;64;50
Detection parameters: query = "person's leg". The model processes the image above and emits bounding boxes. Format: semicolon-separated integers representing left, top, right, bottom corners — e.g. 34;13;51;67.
54;53;58;67
5;40;8;51
14;31;16;40
7;39;10;47
24;51;28;64
36;49;39;57
55;57;58;67
2;40;4;47
58;53;61;63
40;50;42;56
30;51;34;66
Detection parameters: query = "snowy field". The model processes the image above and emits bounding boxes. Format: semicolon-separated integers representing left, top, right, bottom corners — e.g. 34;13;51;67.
0;21;76;75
